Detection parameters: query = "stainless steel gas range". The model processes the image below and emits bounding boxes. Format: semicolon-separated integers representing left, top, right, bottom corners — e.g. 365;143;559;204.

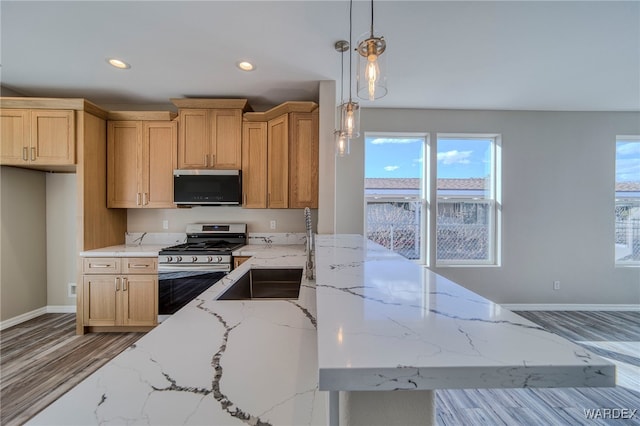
158;223;246;318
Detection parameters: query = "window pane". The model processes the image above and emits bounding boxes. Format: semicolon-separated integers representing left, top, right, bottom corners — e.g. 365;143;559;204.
366;200;422;260
437;200;493;261
436;136;497;264
364;134;425;262
615;138;640;265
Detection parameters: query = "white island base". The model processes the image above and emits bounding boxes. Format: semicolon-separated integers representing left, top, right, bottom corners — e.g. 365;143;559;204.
331;390;435;426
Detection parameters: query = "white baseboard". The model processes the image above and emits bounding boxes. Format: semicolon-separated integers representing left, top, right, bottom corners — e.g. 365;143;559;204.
0;307;47;331
502;303;640;312
0;305;76;331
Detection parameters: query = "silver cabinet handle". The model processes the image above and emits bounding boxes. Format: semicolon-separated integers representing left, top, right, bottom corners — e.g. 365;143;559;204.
211;154;216;166
136;193;141;206
243;193;247;205
91;264;111;268
143;192;148;205
129;264;149;268
204;154;208;167
31;147;36;161
22;147;28;161
122;277;127;291
115;277;120;291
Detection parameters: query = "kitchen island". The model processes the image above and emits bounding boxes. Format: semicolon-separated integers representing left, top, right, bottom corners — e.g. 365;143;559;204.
30;245;325;426
30;237;614;425
314;235;615;425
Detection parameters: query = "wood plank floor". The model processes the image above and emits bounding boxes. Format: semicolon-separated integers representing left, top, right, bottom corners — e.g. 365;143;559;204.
0;311;638;425
0;314;144;426
437;311;640;426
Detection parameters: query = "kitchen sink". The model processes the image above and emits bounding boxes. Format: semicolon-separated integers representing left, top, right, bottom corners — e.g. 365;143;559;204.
217;268;303;300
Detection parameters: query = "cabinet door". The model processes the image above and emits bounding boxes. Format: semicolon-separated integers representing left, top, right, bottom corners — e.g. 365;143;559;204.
241;122;268;208
210;109;242;169
108;121;142;208
121;275;157;326
30;110;75;165
83;275;118;326
289;112;319;208
177;109;209;169
267;114;289;208
0;109;30;165
143;121;176;208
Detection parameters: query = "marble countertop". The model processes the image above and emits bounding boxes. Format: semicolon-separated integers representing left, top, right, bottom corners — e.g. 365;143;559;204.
314;235;615;392
79;244;166;257
32;235;615;425
30;245;326;426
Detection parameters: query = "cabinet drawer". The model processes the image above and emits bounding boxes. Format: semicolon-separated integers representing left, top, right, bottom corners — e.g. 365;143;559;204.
83;258;120;274
121;257;157;274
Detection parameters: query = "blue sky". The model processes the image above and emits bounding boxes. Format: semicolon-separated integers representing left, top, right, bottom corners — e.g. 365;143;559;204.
616;141;640;182
365;136;491;179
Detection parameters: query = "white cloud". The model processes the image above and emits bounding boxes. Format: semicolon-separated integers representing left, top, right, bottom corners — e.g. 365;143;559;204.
616;158;640;181
384;165;400;172
370;138;422;145
437;150;473;165
617;142;640;156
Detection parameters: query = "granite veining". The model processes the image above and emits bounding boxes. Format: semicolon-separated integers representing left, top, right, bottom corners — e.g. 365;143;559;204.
33;235;615;425
314;235;616;392
29;245;326;426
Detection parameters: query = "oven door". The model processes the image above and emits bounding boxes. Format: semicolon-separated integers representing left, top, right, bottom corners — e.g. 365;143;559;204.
158;264;228;316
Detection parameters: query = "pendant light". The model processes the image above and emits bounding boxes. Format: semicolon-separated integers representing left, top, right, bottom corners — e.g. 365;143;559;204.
337;0;360;140
334;40;350;157
357;0;387;101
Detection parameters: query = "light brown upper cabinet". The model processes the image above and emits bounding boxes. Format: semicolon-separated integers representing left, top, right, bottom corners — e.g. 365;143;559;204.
242;102;319;209
107;112;177;208
0;108;75;166
172;99;251;170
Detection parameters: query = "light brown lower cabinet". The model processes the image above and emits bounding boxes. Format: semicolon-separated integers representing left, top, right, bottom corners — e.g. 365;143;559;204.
233;256;251;269
82;257;158;329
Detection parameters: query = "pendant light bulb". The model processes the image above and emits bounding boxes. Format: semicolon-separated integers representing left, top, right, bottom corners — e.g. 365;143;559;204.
357;0;388;101
335;131;350;157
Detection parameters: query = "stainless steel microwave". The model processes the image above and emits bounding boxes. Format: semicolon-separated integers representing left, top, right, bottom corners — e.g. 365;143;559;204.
173;170;242;206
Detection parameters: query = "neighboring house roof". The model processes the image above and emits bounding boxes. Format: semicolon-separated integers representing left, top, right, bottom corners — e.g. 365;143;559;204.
365;178;640;192
365;178;486;190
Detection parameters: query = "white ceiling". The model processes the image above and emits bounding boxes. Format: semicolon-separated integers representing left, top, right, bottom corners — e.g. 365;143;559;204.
2;1;638;111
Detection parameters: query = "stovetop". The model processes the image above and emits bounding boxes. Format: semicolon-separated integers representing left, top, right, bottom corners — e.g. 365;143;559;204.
160;241;245;254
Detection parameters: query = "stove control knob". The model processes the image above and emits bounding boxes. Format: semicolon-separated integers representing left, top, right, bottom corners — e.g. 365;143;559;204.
192;256;198;263
216;256;223;263
166;256;173;263
176;256;182;262
207;256;213;263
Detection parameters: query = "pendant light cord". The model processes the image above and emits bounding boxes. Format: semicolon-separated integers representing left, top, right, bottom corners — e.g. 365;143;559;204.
370;0;374;37
340;45;344;102
349;0;353;103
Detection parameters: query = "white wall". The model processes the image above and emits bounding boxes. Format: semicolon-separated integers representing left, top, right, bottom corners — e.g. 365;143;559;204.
335;108;640;305
46;173;77;307
0;166;47;321
127;207;316;233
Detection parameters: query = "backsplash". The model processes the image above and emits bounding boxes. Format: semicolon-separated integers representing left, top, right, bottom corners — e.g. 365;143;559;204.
125;232;306;247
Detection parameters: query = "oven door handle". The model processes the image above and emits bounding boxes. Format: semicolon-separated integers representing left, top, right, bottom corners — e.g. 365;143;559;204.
158;264;230;273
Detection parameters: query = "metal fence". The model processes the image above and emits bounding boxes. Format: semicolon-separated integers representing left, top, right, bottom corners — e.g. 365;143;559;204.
366;200;421;260
365;198;494;262
615;200;640;263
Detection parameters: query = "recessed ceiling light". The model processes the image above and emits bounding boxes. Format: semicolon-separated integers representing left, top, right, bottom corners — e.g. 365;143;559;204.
107;58;131;69
237;61;255;71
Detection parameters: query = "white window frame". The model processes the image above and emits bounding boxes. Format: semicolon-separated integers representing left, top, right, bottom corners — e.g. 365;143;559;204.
434;133;502;267
363;132;429;265
615;135;640;267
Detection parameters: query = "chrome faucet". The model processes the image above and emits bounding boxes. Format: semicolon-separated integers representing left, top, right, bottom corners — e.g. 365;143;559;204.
304;207;315;280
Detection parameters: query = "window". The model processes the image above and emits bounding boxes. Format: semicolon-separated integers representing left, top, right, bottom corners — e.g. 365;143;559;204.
364;133;427;263
436;134;501;266
615;136;640;266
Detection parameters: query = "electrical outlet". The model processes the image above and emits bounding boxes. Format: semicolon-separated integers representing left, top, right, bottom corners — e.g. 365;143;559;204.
68;283;77;298
553;280;560;290
162;220;169;230
270;220;277;230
